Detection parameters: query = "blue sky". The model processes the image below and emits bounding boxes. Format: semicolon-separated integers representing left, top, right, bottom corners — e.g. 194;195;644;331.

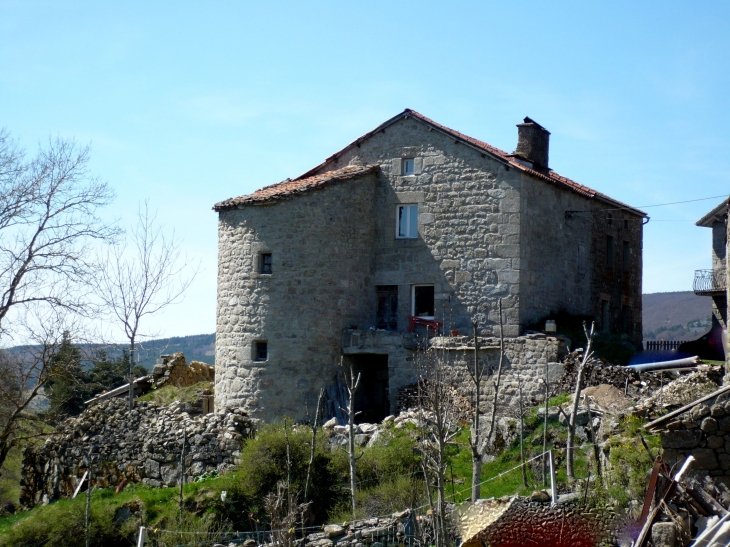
1;1;729;340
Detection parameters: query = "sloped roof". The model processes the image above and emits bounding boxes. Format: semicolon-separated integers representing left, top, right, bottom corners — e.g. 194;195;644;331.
696;198;729;228
213;164;379;211
296;109;646;217
213;109;646;216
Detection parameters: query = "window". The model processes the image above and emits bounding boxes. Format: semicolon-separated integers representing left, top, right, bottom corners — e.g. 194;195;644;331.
624;219;629;229
376;285;398;331
601;300;610;332
621;305;631;333
412;285;434;318
397;205;418;239
606;236;614;269
402;158;415;176
622;241;630;272
607;213;613;226
254;341;268;361
260;253;272;274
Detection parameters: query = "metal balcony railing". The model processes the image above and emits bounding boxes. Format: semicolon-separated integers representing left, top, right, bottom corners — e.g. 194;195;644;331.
693;269;727;295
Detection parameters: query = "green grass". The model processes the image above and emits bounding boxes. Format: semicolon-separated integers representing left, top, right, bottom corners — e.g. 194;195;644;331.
137;381;211;405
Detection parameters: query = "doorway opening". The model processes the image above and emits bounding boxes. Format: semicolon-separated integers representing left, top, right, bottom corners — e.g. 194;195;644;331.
346;354;390;424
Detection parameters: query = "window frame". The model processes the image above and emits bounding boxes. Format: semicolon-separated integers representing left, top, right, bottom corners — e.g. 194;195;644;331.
411;284;435;320
260;252;273;275
396;204;419;239
402;158;415;176
254;341;268;362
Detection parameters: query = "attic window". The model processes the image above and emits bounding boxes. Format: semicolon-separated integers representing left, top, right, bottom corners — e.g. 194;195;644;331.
402;159;415;176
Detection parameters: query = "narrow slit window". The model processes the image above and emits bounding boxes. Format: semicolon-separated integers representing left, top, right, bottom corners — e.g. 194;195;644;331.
606;236;614;269
397;205;418;239
260;253;272;274
254;341;268;361
622;241;630;272
402;158;415;175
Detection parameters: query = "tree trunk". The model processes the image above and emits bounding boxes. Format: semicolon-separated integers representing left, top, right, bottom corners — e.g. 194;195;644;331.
470;321;481;501
542;358;549;486
566;322;594;481
128;340;135;411
518;375;528;488
347;391;357;518
304;389;324;502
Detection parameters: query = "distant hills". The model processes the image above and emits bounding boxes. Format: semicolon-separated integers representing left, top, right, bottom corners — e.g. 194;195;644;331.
642;291;713;341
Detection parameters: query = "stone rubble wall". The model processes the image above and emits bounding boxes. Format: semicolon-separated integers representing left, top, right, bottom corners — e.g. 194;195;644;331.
19;397;252;509
656;390;730;488
151;352;214;389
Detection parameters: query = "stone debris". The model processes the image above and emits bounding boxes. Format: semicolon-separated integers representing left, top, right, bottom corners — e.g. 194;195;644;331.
641;372;720;409
151;352;215;389
302;510;414;547
19;397;252;509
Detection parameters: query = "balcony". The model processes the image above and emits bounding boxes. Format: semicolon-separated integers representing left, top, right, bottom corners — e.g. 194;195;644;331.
693;269;727;296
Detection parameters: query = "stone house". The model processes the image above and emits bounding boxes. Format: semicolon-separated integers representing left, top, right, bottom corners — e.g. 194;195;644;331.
694;199;728;361
213;109;645;422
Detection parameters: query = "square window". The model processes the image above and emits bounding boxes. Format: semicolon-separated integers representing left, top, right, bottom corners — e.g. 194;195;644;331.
402;158;415;176
396;205;418;239
412;285;434;318
254;341;268;361
260;253;272;274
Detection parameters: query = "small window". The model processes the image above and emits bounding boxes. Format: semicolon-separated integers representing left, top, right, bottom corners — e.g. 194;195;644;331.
402;158;415;176
606;236;614;269
623;219;629;229
601;300;610;332
607;213;613;226
396;205;418;239
260;253;272;274
254;341;268;361
412;285;435;318
622;241;630;272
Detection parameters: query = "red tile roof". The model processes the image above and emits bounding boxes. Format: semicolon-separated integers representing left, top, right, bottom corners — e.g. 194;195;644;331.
296;109;647;217
213;164;379;210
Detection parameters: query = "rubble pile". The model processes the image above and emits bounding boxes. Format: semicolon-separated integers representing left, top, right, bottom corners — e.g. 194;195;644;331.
641;372;721;409
151;351;214;389
19;397;252;509
322;410;430;449
303;510;414;547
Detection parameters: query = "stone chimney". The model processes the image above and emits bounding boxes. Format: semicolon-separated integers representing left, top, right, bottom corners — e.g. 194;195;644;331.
514;117;550;170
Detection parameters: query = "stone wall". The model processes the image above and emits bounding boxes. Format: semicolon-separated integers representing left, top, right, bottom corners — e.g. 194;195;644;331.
653;389;730;487
19;398;252;508
342;331;567;417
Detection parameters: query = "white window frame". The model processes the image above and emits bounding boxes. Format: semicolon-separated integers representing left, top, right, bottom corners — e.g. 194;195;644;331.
396;204;418;239
402;158;415;176
411;284;435;320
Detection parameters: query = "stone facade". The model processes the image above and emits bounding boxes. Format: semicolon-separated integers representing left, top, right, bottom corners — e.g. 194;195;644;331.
214;110;644;422
20;397;252;508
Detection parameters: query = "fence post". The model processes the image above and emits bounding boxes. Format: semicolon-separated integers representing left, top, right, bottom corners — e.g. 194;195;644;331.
548;450;557;506
137;526;146;547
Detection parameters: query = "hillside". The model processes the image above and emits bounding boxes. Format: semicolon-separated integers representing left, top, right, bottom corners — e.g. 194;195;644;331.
642;291;713;341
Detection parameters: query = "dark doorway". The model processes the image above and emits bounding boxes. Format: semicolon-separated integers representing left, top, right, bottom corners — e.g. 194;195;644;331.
376;286;398;330
348;354;390;424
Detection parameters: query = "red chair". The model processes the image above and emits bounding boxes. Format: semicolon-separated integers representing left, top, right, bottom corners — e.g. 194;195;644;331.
407;316;443;335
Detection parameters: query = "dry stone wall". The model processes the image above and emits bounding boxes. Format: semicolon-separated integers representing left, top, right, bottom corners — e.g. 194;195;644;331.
151;352;214;388
20;398;252;508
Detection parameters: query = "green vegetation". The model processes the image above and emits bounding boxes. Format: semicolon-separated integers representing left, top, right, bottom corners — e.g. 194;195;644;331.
0;398;661;546
138;381;211;405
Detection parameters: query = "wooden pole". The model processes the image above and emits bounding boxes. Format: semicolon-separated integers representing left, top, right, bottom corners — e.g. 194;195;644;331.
85;448;93;547
549;450;557;505
179;430;186;520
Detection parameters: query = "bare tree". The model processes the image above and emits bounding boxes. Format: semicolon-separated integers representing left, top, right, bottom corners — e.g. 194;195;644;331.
416;345;461;547
0;310;82;473
0;131;116;333
94;202;197;410
465;298;506;501
339;358;361;518
566;321;596;481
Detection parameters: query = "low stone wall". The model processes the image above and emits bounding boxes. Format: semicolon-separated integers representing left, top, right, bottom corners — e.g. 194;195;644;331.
652;390;730;487
19;398;252;508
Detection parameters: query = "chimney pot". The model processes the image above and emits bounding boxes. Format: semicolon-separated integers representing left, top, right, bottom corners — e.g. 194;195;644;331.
514;117;550;169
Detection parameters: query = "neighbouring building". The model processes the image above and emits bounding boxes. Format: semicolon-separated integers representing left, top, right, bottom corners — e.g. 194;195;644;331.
693;199;728;361
213;109;646;422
